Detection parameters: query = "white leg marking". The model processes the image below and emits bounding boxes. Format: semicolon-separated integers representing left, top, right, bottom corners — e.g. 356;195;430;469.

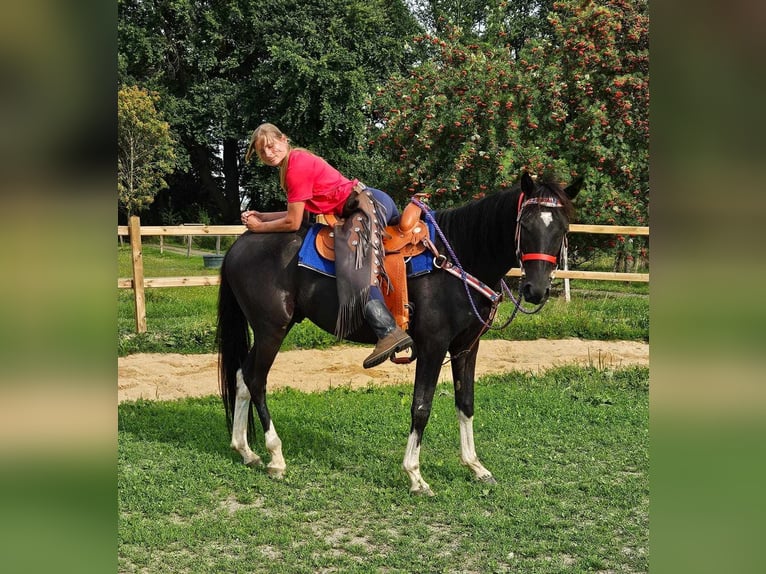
457;409;493;481
264;421;286;478
230;370;261;467
402;431;433;495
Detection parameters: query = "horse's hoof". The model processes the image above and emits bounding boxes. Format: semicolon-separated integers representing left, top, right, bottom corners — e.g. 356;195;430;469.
410;486;435;497
478;474;497;485
266;466;286;480
244;458;263;468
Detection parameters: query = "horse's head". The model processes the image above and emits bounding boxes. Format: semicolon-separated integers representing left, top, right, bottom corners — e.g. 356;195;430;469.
516;172;582;304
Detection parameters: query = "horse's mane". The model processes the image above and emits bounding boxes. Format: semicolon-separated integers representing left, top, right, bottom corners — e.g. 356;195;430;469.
434;191;517;258
432;179;574;269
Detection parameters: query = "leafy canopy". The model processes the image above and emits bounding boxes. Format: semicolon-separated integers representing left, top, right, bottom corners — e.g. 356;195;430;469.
370;0;648;266
118;85;177;216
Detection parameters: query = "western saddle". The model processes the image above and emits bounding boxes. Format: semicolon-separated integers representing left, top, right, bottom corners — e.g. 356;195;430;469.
314;201;428;331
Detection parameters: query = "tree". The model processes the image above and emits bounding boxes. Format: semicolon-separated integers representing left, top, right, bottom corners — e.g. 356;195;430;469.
118;0;421;222
370;27;532;206
405;0;491;37
237;0;422;210
525;0;649;268
407;0;556;55
118;85;177;216
119;0;261;222
370;0;648;268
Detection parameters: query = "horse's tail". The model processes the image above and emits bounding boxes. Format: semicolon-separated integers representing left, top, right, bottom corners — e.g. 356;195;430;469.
216;259;252;433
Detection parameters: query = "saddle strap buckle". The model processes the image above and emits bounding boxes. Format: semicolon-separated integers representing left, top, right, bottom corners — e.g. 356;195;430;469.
433;254;447;268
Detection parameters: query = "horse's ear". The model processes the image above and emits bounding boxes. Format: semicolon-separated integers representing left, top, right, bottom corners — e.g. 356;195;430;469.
565;176;584;200
521;172;535;194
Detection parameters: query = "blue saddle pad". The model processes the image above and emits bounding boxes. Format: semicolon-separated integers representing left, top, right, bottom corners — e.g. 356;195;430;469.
297;221;435;278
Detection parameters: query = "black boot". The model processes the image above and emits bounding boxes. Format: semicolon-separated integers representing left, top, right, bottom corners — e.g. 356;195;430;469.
362;299;413;369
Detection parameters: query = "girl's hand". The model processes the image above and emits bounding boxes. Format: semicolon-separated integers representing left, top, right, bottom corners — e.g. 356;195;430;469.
241;211;262;231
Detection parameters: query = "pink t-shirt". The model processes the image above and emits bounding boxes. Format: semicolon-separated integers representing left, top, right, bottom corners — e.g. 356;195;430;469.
285;149;358;215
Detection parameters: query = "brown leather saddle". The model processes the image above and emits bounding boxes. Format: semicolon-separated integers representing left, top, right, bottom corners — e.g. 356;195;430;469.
314;201;428;331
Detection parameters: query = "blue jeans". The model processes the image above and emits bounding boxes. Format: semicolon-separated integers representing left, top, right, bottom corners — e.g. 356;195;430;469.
366;187;399;225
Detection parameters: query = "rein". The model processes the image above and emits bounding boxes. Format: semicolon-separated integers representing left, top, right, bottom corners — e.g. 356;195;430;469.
411;197;549;334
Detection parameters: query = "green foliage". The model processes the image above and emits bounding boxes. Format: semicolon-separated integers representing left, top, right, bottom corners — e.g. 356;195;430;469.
371;28;535;206
238;0;422;211
259;0;419;147
407;0;493;37
118;0;421;222
119;0;264;221
533;0;649;264
119;366;648;572
117;85;177;215
408;1;557;55
370;0;648;262
118;0;649;268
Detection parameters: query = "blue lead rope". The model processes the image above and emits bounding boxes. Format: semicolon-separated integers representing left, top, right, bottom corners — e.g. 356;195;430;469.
410;197;501;329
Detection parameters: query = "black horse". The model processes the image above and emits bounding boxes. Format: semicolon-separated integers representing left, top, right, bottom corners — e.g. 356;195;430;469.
217;172;581;495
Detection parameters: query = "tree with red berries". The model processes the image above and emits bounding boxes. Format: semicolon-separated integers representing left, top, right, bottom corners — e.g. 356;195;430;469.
532;0;649;268
370;0;648;268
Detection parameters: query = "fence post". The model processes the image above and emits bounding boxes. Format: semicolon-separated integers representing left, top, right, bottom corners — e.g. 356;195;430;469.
562;242;571;303
129;215;147;333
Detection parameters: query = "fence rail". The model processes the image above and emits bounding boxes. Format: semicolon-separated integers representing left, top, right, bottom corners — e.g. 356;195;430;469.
119;216;649;333
116;223;649;237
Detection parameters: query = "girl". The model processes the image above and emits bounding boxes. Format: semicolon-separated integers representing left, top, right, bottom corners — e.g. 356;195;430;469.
242;123;412;368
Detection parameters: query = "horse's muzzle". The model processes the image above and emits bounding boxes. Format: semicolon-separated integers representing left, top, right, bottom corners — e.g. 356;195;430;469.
521;280;550;305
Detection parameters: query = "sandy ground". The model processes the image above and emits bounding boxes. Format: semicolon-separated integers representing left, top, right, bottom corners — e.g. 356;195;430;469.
118;338;648;403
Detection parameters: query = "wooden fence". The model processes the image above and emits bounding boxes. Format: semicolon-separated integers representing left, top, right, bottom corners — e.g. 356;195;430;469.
118;215;649;333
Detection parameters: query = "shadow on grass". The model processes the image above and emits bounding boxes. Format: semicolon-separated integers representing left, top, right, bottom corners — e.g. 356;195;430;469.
118;397;229;456
117;392;406;473
116;385;481;491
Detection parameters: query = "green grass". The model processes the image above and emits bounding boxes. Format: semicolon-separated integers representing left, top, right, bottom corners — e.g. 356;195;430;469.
566;278;649;296
118;246;649;356
486;287;649;342
119;242;224;277
118;365;648;573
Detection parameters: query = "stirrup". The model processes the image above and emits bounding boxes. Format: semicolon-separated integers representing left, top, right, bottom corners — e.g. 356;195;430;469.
390;343;417;365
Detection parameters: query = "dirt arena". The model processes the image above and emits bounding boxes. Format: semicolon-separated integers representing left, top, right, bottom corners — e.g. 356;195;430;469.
118;338;649;403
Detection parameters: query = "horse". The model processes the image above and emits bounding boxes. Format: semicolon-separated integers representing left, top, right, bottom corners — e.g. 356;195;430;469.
217;172;582;495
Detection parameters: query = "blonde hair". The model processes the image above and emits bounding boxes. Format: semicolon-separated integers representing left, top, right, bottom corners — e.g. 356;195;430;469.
244;123;315;192
245;123;296;190
245;122;292;163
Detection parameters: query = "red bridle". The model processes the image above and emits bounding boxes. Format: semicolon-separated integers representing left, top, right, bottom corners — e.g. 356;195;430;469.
515;193;567;268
